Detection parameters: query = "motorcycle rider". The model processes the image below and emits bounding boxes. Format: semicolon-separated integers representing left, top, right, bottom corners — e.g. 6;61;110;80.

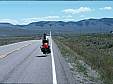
43;33;46;40
40;33;51;54
42;33;49;44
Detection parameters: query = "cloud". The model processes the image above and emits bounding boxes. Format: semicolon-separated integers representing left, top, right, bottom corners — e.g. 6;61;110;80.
62;15;72;18
22;18;39;25
43;16;60;19
63;18;75;21
0;15;74;25
100;6;112;10
0;19;19;25
63;7;92;14
20;16;60;25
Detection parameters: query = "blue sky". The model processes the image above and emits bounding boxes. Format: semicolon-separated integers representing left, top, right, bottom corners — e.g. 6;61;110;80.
0;1;113;25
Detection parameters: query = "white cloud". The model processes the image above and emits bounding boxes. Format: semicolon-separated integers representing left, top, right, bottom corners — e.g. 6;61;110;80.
0;19;19;25
63;18;75;21
63;7;92;14
83;17;95;20
43;16;60;19
100;6;112;10
62;15;72;18
0;16;61;25
22;18;39;25
0;15;75;25
16;16;60;25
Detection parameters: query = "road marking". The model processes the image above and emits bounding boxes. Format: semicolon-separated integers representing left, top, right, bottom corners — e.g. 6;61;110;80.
0;44;31;58
50;32;57;84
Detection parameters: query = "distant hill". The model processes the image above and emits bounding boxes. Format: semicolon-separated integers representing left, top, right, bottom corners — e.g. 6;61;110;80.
0;18;113;36
18;18;113;33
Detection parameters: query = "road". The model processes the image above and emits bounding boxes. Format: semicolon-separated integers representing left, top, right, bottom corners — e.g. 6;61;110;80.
0;37;75;84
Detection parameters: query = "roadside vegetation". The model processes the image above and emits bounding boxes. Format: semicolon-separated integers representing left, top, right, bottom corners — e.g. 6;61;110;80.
0;36;39;46
54;33;113;84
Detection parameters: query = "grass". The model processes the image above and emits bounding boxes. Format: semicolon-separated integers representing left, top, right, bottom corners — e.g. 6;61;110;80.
0;36;38;46
54;33;113;84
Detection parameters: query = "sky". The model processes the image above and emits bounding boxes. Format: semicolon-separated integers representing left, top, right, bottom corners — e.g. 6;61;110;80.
0;1;113;25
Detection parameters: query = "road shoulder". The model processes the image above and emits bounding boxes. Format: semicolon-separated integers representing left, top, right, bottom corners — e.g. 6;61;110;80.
52;40;75;84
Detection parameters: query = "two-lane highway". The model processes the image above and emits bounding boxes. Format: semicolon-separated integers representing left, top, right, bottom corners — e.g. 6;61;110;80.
0;37;75;84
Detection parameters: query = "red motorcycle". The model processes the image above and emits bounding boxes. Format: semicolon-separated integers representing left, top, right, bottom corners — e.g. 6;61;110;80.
40;40;51;54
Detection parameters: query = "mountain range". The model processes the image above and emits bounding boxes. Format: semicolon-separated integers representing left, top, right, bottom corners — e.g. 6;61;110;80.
0;18;113;36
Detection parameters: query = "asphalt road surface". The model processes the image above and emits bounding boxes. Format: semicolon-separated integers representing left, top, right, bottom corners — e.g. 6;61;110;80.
0;37;75;84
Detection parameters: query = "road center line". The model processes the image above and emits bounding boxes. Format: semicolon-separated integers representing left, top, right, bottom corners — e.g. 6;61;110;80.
50;32;57;84
0;44;31;58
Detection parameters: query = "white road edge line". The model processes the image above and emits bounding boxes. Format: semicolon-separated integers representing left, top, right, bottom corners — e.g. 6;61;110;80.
50;31;57;84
